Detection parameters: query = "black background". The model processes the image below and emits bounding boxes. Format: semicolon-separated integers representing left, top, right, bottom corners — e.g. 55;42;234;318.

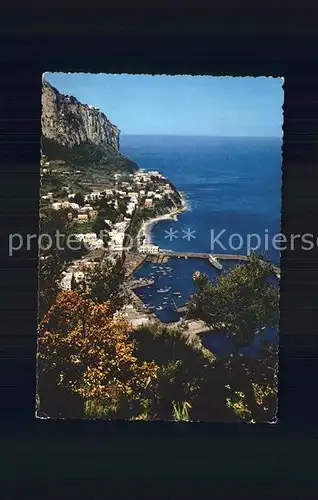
1;2;318;495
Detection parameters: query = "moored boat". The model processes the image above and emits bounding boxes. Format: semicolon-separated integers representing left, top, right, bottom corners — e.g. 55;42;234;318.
208;255;223;270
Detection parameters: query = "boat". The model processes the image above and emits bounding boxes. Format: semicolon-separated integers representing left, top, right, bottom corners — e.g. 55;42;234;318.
157;287;171;293
173;291;182;296
208;255;223;270
156;306;163;311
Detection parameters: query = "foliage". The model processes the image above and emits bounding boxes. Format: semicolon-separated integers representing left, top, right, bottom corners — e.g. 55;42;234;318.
91;216;109;237
39;206;88;261
172;401;192;422
132;324;231;421
72;192;85;206
188;253;279;351
132;321;277;423
38;251;66;322
74;258;127;310
42;137;138;176
37;291;158;419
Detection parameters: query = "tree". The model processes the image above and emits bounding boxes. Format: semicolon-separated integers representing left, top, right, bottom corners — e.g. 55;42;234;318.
38;250;66;321
39;206;88;262
223;340;278;422
39;207;68;238
75;258;127;310
132;324;236;421
73;192;85;207
186;253;279;422
92;216;108;236
97;200;117;223
188;253;279;352
37;291;158;419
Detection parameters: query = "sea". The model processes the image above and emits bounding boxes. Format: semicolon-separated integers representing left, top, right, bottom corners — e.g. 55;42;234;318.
120;135;281;357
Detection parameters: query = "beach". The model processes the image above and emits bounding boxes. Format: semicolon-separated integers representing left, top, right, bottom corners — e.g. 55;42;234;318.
137;192;188;245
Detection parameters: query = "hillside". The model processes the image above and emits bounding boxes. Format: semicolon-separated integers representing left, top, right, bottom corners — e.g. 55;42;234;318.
41;80;139;178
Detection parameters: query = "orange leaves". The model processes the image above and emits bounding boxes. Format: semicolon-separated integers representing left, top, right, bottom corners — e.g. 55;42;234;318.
38;290;158;416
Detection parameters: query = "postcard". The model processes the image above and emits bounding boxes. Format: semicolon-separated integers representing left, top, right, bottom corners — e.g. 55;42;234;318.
36;73;283;421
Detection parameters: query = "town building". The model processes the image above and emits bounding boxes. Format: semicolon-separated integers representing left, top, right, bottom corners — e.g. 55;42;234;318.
138;243;159;254
76;233;104;250
52;201;80;211
77;214;89;222
41;194;53;201
60;272;73;291
144;198;153;208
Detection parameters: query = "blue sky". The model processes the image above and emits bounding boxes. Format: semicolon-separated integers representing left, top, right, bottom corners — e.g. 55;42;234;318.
44;73;283;137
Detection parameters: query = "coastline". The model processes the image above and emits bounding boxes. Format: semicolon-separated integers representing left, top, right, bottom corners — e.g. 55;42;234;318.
137;192;188;245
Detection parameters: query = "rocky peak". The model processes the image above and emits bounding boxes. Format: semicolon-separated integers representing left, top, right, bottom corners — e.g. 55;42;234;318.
41;80;120;151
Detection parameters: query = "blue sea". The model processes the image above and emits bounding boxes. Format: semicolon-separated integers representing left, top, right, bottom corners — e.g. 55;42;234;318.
120;135;281;356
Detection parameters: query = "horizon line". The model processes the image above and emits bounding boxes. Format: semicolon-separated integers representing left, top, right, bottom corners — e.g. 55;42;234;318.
120;133;282;139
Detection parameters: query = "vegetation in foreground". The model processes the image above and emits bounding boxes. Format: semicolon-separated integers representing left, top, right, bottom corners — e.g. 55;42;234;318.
37;226;279;422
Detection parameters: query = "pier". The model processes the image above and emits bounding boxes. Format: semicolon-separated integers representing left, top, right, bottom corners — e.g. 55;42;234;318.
150;250;280;276
129;277;155;289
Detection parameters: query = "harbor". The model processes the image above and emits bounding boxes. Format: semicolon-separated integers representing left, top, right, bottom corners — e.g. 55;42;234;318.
125;250;280;333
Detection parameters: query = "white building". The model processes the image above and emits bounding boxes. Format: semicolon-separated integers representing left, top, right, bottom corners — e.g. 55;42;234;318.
76;233;104;250
114;221;129;232
73;271;85;282
60;272;73;291
76;232;97;242
129;192;139;200
126;202;136;215
109;233;125;252
52;201;80;211
90;191;101;200
78;204;94;214
84;191;101;202
139;243;159;254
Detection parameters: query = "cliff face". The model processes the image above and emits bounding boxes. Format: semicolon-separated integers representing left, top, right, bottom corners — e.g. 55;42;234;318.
41;80;138;175
42;80;120;150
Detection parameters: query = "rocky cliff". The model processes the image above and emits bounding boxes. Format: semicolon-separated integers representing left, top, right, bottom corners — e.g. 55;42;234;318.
42;80;120;150
41;80;138;175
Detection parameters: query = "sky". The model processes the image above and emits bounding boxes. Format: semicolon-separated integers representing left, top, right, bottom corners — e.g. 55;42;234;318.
44;73;284;137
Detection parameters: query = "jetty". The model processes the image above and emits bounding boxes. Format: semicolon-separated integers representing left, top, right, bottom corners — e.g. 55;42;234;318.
129;277;155;289
149;250;280;277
